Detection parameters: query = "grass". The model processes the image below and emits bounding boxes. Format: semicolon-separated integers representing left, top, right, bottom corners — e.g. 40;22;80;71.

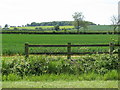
2;81;118;88
86;25;114;31
2;34;118;55
2;71;118;81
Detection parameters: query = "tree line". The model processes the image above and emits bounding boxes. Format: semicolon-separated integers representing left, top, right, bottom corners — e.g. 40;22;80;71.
26;21;96;26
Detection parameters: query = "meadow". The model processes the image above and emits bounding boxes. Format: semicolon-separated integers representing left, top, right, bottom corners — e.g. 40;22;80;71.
2;34;118;55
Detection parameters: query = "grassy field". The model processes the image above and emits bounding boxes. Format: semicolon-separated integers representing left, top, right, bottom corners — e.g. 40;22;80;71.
87;25;114;31
2;34;118;55
2;81;118;88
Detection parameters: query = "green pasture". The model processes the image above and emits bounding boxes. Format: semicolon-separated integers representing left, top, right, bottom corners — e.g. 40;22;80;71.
87;25;114;31
75;25;115;32
2;34;118;55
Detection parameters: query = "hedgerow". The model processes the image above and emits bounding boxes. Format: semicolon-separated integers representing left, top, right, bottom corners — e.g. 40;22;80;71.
2;54;118;76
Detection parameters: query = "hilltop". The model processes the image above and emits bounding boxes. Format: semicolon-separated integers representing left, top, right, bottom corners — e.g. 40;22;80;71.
26;21;96;26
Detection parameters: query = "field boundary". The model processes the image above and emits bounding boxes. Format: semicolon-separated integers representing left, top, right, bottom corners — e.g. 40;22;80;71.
25;42;120;59
1;31;120;34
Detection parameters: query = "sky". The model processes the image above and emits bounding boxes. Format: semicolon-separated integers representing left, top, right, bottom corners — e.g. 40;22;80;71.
0;0;119;27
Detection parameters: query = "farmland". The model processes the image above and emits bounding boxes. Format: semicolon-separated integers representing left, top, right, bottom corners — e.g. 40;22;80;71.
9;26;74;30
2;34;118;55
2;33;119;88
3;25;117;33
1;0;120;88
9;25;114;30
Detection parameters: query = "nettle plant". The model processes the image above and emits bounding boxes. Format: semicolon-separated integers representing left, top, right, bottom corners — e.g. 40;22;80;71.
2;54;118;77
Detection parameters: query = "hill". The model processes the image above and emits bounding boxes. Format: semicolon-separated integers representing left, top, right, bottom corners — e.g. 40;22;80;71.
26;21;96;26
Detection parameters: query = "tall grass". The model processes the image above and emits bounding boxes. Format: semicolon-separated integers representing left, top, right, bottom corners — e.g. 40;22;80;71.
2;70;118;81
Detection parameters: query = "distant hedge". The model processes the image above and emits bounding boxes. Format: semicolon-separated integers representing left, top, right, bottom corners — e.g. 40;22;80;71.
1;31;120;34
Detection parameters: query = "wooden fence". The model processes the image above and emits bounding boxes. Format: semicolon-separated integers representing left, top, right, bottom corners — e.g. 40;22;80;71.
25;42;120;59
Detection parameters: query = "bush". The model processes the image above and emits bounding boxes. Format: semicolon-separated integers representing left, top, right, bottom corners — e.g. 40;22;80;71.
35;27;39;29
14;27;18;30
54;25;60;31
2;54;118;76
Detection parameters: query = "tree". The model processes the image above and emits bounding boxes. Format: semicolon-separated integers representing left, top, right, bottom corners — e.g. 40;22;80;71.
72;12;84;33
31;22;37;26
81;21;89;32
14;27;18;30
111;15;118;33
54;25;60;31
4;24;8;28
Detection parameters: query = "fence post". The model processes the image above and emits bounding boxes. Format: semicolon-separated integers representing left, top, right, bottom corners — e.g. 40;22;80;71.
118;42;120;60
67;43;71;59
109;42;114;55
25;42;29;59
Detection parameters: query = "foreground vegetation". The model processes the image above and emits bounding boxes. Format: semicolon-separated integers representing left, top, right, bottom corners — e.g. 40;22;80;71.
2;54;118;81
2;34;118;55
2;54;119;88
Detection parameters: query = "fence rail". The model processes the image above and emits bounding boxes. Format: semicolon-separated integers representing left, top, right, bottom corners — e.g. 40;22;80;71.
28;44;120;47
25;42;120;59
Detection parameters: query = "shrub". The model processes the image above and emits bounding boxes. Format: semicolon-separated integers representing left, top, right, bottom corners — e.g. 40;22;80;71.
14;27;18;30
54;25;60;31
2;54;118;76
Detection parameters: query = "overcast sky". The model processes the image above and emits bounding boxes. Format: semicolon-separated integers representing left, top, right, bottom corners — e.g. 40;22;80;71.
0;0;119;27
